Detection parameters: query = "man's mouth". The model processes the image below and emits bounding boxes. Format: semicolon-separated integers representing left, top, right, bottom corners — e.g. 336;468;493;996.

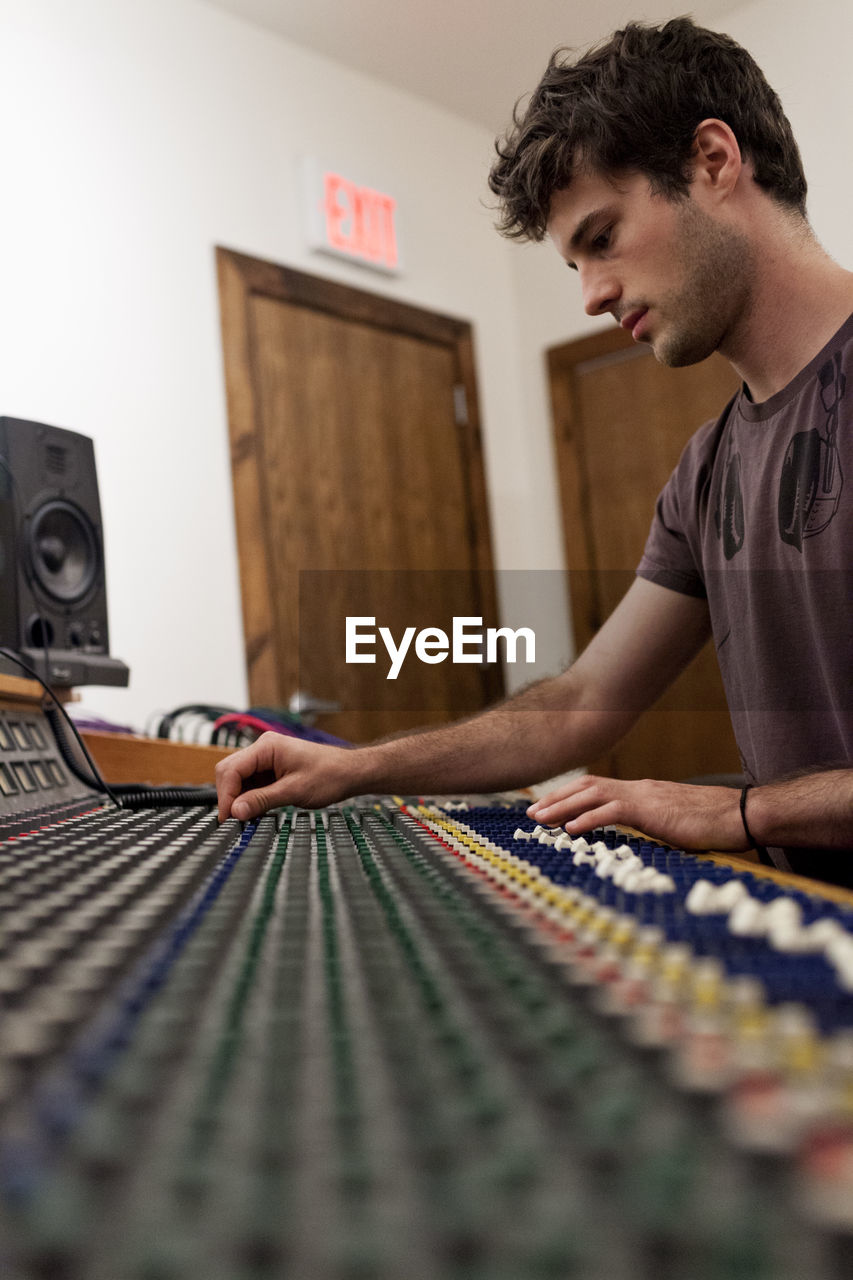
620;308;649;340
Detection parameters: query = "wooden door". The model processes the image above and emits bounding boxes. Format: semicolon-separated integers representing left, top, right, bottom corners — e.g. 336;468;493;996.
548;326;743;782
217;250;502;743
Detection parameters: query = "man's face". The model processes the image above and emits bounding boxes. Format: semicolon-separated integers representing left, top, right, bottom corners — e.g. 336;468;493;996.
546;167;754;367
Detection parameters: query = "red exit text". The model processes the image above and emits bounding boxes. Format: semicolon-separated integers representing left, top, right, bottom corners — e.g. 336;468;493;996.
322;172;399;271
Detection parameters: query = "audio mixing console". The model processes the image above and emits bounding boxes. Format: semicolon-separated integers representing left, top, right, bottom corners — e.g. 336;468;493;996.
0;724;852;1278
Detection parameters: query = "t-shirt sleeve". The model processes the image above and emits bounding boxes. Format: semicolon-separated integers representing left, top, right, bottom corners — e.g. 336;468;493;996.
636;480;707;599
635;414;726;601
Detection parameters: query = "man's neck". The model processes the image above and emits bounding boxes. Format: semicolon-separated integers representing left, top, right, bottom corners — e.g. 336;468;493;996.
722;229;853;403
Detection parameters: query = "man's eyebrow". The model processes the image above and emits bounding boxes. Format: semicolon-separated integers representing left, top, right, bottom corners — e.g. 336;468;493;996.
570;210;601;250
564;205;616;269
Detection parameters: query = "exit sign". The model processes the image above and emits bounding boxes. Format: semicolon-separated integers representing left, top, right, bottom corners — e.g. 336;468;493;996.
301;159;401;275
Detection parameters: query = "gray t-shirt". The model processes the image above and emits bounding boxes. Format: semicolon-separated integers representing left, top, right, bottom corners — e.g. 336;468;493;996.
637;314;853;883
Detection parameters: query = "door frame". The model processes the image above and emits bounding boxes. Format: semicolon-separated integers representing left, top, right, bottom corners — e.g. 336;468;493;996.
215;247;499;706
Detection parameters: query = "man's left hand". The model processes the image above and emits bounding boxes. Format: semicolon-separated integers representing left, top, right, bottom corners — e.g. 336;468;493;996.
527;775;749;851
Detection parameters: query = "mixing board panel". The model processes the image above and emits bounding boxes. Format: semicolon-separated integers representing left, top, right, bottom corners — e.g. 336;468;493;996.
0;706;93;818
1;787;853;1279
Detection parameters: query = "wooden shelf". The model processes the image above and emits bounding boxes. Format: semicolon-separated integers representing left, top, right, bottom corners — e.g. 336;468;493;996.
81;731;232;787
0;672;50;704
0;672;77;707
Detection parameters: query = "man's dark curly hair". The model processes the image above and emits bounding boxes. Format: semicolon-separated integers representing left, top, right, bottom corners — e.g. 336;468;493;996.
488;17;807;241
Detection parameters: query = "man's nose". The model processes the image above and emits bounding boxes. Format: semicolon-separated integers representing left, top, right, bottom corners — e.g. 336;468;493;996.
581;266;621;317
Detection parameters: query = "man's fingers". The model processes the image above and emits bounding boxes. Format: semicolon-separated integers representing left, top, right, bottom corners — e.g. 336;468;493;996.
527;787;574;817
231;786;277;822
218;770;282;822
215;737;277;784
216;765;246;822
215;739;285;821
527;775;605;820
527;798;572;824
529;779;614;827
529;798;617;830
562;800;622;833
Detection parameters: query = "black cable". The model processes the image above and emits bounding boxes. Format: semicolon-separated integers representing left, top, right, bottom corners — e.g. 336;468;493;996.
43;701;112;793
112;785;218;809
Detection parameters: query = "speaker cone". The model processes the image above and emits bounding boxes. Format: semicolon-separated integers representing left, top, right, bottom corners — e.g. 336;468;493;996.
28;500;99;604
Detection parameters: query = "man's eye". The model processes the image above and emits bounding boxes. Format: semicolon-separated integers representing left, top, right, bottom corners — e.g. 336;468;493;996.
592;228;612;251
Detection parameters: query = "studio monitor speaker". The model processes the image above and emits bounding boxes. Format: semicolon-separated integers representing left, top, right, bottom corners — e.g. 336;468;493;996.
0;417;129;687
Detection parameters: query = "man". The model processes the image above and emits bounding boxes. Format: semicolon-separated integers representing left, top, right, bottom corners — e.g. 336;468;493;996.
216;18;853;886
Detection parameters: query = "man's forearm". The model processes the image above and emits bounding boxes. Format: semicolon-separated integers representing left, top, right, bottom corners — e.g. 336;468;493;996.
346;672;619;797
747;770;853;849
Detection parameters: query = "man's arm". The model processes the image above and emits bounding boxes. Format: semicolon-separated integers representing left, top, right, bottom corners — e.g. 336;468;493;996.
527;769;853;852
215;577;712;821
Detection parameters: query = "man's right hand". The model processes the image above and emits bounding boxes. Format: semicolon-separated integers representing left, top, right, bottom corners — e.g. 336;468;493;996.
215;732;359;822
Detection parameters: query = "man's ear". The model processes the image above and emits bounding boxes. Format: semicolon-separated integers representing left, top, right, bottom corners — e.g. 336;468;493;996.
691;118;743;201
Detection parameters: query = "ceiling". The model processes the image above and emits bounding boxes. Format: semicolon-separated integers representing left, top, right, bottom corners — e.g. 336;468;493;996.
202;0;744;131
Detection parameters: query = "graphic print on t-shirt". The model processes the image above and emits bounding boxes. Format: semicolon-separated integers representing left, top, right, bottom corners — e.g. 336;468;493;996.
778;353;845;551
713;434;745;560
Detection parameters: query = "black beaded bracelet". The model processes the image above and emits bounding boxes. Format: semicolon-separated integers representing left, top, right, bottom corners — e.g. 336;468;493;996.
739;784;758;848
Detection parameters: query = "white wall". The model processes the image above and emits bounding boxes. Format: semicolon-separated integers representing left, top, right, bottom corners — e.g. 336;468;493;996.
0;0;570;729
721;0;853;269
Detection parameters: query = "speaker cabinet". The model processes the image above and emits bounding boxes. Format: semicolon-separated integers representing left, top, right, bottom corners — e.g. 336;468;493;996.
0;417;129;687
